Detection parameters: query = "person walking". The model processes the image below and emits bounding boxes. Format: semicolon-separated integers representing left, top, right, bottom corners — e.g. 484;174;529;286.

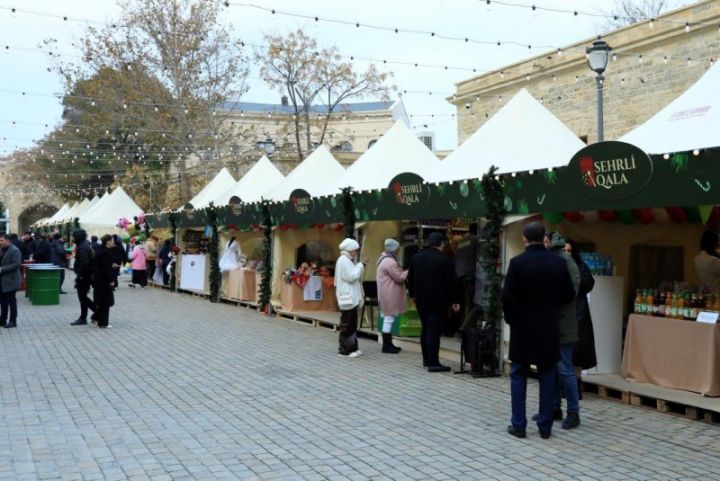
563;238;597;399
92;235;115;328
157;239;172;286
407;232;460;372
376;238;407;354
71;229;96;326
50;233;68;294
0;233;22;328
502;222;575;439
334;238;365;358
144;235;158;273
547;233;581;429
128;242;147;288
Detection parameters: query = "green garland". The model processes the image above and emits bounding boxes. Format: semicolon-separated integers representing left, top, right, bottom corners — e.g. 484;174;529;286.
168;211;178;292
341;187;356;239
480;165;505;373
258;202;273;314
206;203;221;303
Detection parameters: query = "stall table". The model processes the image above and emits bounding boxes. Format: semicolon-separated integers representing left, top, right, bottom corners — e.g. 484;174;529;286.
224;268;259;302
621;314;720;396
280;278;338;312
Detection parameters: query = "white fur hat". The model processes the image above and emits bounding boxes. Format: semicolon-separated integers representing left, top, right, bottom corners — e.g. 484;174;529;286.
339;238;360;252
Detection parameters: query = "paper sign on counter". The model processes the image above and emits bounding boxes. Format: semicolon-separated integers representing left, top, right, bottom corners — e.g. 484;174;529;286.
696;311;719;324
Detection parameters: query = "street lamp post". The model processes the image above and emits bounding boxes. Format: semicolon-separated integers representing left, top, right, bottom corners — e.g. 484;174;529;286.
586;37;612;142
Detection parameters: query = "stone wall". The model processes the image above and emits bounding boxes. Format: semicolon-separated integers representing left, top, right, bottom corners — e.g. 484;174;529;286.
452;1;720;146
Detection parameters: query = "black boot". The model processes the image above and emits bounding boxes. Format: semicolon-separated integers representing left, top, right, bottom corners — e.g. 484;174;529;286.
381;333;401;354
577;377;583;400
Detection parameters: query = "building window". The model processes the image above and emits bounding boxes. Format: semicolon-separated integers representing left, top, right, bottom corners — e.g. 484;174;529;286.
332;141;353;152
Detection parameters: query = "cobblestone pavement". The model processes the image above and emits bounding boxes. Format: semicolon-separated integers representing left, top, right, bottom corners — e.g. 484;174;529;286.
1;277;719;481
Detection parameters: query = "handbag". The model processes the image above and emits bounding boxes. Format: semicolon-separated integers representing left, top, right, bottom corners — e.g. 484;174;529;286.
152;266;164;284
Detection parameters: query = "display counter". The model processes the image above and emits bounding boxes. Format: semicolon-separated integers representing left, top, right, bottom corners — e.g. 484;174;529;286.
587;276;625;374
621;314;720;396
179;254;209;293
280;277;338;312
224;268;259;302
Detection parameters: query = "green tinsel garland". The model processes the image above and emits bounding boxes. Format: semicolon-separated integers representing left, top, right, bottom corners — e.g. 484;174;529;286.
480;165;505;371
207;203;221;303
258;202;273;314
341;187;356;239
168;211;178;292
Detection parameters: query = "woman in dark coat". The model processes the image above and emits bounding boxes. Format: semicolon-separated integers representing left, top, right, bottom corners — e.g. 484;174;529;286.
110;234;127;288
92;235;116;328
563;238;597;396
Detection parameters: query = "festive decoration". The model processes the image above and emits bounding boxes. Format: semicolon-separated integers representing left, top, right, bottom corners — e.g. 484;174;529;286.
665;207;688;223
563;211;584;223
258;203;273;314
206;203;221;303
542;212;564;224
581;211;599;223
652;208;671;223
632;208;654;224
341;187;356;240
598;210;619;222
478;165;504;377
617;210;635;225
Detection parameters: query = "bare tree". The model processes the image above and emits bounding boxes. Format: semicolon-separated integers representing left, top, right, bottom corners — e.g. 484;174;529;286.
600;0;676;31
257;30;393;161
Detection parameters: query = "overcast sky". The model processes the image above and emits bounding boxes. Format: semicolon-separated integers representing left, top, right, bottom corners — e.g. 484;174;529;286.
0;0;689;155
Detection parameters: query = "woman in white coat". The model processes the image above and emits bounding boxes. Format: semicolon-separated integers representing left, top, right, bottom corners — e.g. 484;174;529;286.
335;238;365;357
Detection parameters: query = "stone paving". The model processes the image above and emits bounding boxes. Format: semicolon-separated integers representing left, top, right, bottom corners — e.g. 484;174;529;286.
1;276;719;481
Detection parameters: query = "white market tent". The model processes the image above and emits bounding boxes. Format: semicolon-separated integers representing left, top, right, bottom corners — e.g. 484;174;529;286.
318;121;438;195
79;192;109;224
57;202;79;223
186;167;236;209
620;61;720;154
268;145;345;201
66;198;90;220
46;203;70;224
213;156;285;206
425;89;586;183
81;187;142;234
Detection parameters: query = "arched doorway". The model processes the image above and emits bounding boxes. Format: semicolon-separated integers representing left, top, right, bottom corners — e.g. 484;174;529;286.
17;203;58;234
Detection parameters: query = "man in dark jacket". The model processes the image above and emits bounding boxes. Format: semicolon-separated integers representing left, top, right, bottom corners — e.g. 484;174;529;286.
110;235;127;288
71;229;96;326
33;234;52;263
502;222;575;440
0;234;23;328
92;235;116;328
157;239;172;286
11;233;29;262
408;232;461;372
22;232;34;260
50;233;68;294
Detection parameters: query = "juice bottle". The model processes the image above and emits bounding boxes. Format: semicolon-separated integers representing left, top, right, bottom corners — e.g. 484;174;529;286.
664;291;673;318
690;294;699;320
645;290;654;316
634;289;643;314
670;293;678;319
657;291;666;317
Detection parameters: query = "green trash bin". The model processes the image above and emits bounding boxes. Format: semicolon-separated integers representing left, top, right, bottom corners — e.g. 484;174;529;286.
25;264;54;300
29;267;62;306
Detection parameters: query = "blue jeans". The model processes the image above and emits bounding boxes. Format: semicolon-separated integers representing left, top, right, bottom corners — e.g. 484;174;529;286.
510;363;557;433
555;343;580;414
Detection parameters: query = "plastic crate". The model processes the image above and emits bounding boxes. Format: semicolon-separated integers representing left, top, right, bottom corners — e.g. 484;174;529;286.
377;309;422;337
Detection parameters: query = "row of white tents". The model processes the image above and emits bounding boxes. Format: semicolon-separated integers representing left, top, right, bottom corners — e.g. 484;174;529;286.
34;187;143;235
36;58;720;231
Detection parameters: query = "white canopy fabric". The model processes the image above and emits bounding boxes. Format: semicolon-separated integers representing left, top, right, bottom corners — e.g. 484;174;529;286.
426;89;585;182
82;188;142;232
186;167;236;209
318;121;438;195
268;146;345;201
47;203;70;223
80;193;109;223
213;156;285;205
620;62;720;154
67;198;90;220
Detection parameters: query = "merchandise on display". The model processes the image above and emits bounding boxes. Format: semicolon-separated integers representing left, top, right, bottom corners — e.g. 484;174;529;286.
633;283;720;321
580;252;615;276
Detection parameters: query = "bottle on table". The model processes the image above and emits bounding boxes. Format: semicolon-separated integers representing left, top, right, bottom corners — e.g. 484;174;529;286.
634;289;643;314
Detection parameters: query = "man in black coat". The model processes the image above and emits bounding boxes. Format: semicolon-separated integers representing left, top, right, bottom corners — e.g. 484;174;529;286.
50;233;68;294
92;235;115;328
71;229;96;326
502;222;575;440
33;234;52;263
0;234;23;328
408;232;461;372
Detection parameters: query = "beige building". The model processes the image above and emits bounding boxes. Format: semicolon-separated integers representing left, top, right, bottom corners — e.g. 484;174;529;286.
451;1;720;146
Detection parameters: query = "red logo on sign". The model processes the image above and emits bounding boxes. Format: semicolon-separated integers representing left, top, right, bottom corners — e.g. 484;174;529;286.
579;156;596;187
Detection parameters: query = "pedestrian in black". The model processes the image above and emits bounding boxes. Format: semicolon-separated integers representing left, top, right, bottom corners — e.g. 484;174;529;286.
157;239;172;285
110;234;127;289
408;232;461;372
92;235;115;328
0;233;22;328
22;232;34;260
71;229;96;326
90;236;101;252
11;233;29;262
33;234;52;263
50;233;68;294
502;222;576;440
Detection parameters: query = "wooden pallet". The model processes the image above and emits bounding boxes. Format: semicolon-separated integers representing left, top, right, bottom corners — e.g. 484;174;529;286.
583;381;720;423
218;296;259;310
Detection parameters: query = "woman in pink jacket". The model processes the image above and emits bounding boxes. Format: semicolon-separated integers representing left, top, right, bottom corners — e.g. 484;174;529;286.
128;242;147;288
376;238;408;354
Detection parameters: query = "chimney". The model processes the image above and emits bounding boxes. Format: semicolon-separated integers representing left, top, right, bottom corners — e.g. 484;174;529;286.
281;95;289;106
